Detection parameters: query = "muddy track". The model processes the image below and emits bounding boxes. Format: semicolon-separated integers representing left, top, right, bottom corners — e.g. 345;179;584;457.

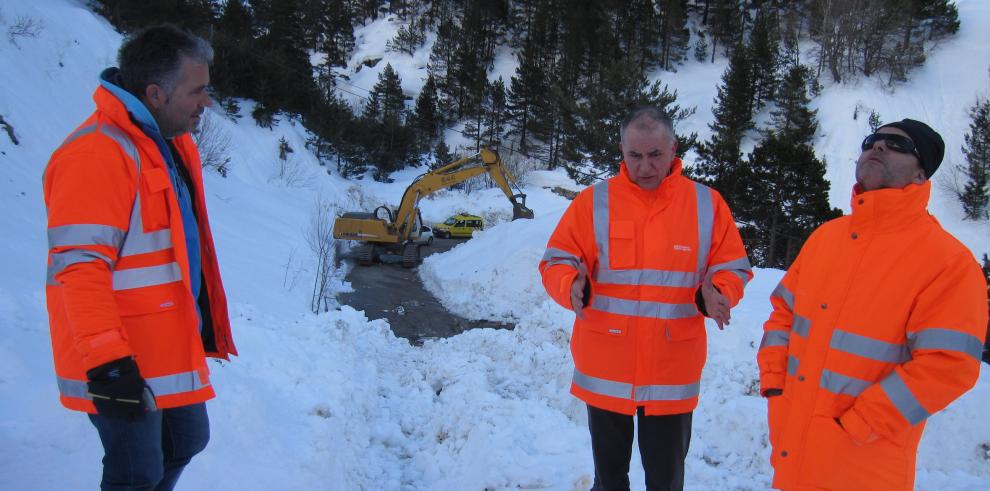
337;238;513;345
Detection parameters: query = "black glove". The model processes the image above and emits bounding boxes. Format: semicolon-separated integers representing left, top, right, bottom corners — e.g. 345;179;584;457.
86;357;156;420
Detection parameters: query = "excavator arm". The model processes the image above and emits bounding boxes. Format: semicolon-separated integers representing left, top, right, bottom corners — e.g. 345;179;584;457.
332;148;534;268
390;148;533;243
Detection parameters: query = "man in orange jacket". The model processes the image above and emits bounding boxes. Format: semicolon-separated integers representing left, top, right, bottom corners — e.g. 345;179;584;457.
758;119;988;490
540;107;752;490
44;25;236;489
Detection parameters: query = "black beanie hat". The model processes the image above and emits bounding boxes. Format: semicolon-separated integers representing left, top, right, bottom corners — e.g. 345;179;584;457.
878;119;945;178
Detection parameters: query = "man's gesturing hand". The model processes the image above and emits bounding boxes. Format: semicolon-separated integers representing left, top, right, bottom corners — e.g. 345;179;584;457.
701;275;730;329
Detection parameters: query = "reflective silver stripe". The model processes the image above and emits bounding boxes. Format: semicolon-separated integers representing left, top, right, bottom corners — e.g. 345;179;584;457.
635;382;701;402
830;329;910;363
787;355;799;375
572;368;633;399
100;123;141;168
542;247;581;264
879;371;930;425
112;262;182;291
772;282;795;311
597;268;700;287
708;256;753;285
57;370;209;400
48;224;125;249
760;330;790;349
146;371;210;397
47;249;114;285
820;369;872;396
908;328;984;361
57;377;89;399
592;181;610;270
118;195;172;257
59;124;99;149
792;315;811;337
694;182;713;275
590;294;698;319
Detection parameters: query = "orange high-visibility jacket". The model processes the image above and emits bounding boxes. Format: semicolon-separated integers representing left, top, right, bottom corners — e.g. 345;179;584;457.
540;160;752;415
758;181;987;491
44;85;236;413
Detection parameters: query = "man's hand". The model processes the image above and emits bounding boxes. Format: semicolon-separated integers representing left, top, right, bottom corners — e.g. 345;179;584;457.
570;263;589;320
701;275;730;329
87;357;156;420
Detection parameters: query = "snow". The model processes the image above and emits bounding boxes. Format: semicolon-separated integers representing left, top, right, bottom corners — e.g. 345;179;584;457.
0;0;988;490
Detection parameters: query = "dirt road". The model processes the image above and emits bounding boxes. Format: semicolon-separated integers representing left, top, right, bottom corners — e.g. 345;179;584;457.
337;238;513;345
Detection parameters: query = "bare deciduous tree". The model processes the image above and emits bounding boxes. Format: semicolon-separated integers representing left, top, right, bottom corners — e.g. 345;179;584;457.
193;110;233;177
7;14;44;48
306;196;338;314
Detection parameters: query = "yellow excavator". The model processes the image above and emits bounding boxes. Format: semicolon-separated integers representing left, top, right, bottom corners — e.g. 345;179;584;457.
332;148;535;267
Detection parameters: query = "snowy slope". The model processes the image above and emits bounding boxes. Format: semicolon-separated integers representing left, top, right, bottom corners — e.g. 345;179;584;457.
0;0;988;490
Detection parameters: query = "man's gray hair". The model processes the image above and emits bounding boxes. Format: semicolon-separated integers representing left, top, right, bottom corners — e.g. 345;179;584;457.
118;24;213;98
620;106;675;143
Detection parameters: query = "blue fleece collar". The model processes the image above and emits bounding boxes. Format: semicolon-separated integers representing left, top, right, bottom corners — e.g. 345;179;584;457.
99;67;162;135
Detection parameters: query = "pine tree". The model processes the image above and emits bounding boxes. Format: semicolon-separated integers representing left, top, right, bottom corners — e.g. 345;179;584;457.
740;132;839;268
708;0;742;62
211;0;255;111
658;0;691;71
412;73;442;145
506;26;551;154
562;55;694;184
960;98;990;220
432;138;453;170
308;0;356;68
483;77;508;150
748;6;781;110
695;42;755;200
768;64;818;144
427;17;458;116
363;64;414;181
387;16;427;55
693;30;709;63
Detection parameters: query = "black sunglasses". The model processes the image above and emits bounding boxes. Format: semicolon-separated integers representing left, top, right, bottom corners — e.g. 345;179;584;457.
861;133;920;158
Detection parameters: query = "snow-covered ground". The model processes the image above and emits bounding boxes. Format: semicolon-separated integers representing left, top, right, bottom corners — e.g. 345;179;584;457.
0;0;987;489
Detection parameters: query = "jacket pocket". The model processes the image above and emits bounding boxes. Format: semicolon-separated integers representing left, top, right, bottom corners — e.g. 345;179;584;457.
140;168;172;232
803;415;910;490
609;220;637;269
115;281;183;317
767;393;789;451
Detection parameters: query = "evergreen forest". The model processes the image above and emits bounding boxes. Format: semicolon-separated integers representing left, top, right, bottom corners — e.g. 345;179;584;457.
91;0;978;269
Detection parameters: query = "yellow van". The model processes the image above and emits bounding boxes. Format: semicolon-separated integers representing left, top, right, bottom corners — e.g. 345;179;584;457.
433;213;484;238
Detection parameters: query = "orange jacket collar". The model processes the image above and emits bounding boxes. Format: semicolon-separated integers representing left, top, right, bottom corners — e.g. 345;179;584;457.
849;180;931;233
616;157;685;200
92;85;139;133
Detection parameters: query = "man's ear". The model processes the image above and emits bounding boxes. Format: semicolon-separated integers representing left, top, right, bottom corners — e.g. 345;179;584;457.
911;161;926;185
671;137;679;155
618;141;624;155
143;84;167;109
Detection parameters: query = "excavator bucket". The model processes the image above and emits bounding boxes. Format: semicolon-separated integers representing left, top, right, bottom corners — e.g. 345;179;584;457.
511;194;535;220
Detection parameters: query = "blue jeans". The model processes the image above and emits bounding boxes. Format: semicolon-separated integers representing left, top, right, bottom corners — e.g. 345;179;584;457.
88;403;210;491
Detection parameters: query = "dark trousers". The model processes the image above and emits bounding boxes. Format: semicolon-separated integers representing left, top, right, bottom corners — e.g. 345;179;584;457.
88;403;210;491
587;405;692;491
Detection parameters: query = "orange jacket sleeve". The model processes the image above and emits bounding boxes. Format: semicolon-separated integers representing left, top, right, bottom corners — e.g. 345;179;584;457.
540;190;596;311
839;250;988;443
45;137;136;370
757;226;817;394
705;189;753;307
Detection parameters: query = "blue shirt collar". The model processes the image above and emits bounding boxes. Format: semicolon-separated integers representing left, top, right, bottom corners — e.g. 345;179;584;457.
99;67;162;135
